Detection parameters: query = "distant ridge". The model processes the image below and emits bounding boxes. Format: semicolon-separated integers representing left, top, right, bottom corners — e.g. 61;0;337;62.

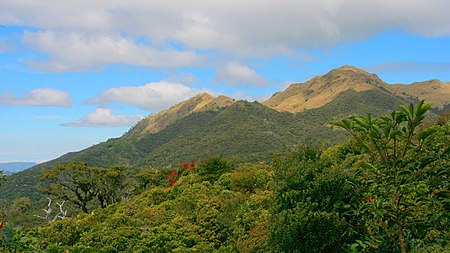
0;162;37;174
389;79;450;108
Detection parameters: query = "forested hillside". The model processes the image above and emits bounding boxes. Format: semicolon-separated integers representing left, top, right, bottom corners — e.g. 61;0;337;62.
1;102;449;252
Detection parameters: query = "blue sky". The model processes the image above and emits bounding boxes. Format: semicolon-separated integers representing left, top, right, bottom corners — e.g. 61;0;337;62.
1;0;450;163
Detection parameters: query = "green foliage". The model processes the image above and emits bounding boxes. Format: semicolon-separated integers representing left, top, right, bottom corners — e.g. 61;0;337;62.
270;147;362;252
1;222;14;248
134;167;169;191
0;222;38;252
231;189;273;252
41;162;101;213
198;156;235;181
96;166;128;208
11;161;274;252
332;101;450;252
0;170;5;185
11;197;32;214
41;162;130;213
228;163;273;193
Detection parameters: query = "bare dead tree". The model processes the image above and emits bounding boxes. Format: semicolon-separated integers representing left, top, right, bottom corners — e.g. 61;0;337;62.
52;200;67;222
35;198;67;223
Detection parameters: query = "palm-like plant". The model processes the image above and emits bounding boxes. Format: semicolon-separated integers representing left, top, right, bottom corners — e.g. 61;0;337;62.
332;101;450;252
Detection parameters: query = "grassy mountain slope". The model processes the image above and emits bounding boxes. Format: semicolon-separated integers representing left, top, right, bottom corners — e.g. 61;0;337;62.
126;93;235;138
263;65;391;112
263;65;450;112
389;79;450;108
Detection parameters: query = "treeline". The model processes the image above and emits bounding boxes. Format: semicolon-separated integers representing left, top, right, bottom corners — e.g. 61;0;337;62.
1;102;449;252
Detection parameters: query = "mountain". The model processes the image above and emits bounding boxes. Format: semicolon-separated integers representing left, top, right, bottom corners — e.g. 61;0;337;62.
263;65;393;112
1;65;448;205
18;66;450;171
263;65;450;112
389;79;450;109
35;88;410;169
0;162;37;175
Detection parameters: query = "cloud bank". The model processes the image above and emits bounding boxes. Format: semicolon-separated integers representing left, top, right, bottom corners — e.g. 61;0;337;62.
0;88;73;107
2;0;450;71
62;108;144;127
22;31;202;72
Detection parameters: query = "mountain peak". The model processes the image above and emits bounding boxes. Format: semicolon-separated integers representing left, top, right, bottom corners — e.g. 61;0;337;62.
192;92;214;101
324;65;378;80
126;93;235;137
178;92;235;113
332;65;366;72
263;66;388;112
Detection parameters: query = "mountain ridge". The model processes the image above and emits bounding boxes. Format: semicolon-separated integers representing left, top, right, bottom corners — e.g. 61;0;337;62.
126;93;236;138
389;79;450;108
19;65;450;169
263;65;397;112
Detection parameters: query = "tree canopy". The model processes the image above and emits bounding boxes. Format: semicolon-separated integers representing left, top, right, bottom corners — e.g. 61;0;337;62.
1;101;449;252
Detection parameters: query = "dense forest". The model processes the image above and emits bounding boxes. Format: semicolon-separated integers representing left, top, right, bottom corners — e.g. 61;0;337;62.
0;101;449;252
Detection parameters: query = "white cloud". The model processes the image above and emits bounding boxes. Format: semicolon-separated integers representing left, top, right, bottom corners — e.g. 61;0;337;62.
89;81;211;111
62;108;144;127
1;0;450;63
22;31;203;72
216;62;267;86
0;88;73;107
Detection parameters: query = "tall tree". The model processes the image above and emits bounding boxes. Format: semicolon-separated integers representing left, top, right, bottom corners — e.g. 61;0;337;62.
96;166;127;208
41;162;100;213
